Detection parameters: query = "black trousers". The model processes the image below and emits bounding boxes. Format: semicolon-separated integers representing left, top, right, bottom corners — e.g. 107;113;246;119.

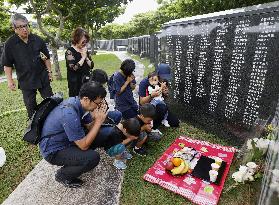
68;79;82;97
153;104;180;129
44;128;113;181
67;73;87;97
45;146;100;181
21;84;53;119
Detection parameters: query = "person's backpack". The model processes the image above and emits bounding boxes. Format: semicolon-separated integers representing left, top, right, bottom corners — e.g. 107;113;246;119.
23;94;63;145
108;73;116;99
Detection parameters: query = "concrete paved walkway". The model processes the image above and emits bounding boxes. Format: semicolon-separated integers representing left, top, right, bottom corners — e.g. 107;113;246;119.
2;51;145;205
0;73;16;83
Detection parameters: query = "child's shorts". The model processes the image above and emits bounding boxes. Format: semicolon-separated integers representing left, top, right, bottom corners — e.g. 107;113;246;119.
106;143;125;157
150;99;166;106
130;131;148;148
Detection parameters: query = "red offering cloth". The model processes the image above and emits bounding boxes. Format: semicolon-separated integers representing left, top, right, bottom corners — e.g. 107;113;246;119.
143;136;237;205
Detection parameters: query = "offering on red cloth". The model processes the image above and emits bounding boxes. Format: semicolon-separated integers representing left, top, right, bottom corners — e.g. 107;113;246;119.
165;147;200;176
143;136;237;205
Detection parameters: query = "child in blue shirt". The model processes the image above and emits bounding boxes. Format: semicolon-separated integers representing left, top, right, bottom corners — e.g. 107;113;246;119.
113;59;138;119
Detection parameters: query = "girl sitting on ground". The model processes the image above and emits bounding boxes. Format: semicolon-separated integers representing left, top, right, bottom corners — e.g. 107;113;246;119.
147;72;170;127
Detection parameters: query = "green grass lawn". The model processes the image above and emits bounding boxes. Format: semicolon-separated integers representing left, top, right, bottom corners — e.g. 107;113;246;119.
0;52;259;204
93;53;122;76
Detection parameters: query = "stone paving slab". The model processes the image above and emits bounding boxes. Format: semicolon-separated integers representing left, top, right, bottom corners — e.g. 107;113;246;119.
3;150;123;205
2;51;146;205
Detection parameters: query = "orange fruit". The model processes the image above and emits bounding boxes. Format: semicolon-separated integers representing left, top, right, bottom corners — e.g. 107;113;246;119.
171;158;182;166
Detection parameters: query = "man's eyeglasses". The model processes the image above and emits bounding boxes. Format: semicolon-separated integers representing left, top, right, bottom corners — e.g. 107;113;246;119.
92;100;104;107
15;24;29;30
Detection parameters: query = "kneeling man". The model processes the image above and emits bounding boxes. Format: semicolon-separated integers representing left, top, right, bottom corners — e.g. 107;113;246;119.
39;82;108;188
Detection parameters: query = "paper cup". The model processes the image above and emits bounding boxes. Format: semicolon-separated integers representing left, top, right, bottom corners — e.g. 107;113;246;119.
211;163;220;171
214;157;222;166
209;170;218;182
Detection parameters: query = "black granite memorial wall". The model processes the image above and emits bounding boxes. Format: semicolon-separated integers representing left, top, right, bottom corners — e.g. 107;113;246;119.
132;37;140;54
113;39;128;50
95;40;114;50
138;35;150;57
95;39;128;51
128;35;154;57
127;38;133;53
149;34;159;63
159;4;279;133
95;3;279;141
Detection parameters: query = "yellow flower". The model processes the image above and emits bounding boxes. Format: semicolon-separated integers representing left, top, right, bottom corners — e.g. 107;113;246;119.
266;124;273;133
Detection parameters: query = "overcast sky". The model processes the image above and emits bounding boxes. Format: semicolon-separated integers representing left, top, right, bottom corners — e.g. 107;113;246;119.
113;0;159;24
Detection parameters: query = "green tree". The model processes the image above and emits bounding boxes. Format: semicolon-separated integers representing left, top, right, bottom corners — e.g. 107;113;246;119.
99;24;121;39
157;0;278;18
7;0;130;80
88;5;125;51
130;11;160;36
0;1;13;42
99;11;163;39
99;23;133;39
66;1;126;53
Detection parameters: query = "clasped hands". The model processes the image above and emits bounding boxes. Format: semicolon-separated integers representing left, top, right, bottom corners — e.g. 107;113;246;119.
80;47;88;59
91;100;108;124
150;82;168;98
126;74;135;83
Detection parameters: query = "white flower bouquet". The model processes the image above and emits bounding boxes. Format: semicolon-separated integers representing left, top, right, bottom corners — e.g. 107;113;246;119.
245;137;274;162
232;162;258;183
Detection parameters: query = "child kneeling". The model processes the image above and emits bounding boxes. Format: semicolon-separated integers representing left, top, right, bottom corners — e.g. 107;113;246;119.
105;118;141;169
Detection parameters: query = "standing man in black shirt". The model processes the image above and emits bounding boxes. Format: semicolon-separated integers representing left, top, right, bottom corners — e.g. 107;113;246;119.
2;13;53;119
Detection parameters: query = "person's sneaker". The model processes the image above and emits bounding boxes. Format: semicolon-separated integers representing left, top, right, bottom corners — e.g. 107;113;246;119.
113;159;127;170
55;173;83;188
133;147;147;156
148;130;162;141
121;149;133;160
161;119;170;127
151;129;162;135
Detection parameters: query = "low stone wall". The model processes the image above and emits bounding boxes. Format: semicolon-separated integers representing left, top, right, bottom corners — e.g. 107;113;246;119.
258;103;279;205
